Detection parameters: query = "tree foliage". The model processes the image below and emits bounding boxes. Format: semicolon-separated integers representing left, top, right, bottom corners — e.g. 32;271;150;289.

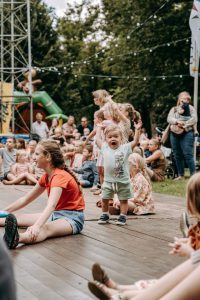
23;0;196;131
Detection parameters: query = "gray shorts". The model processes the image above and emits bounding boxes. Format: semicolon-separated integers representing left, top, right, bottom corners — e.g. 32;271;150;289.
102;181;132;200
48;210;84;234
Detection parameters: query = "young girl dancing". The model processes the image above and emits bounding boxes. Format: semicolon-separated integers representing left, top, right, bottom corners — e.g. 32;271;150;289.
3;149;38;185
0;140;85;249
96;122;142;226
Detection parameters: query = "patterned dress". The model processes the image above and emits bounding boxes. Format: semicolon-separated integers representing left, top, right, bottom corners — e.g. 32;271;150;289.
129;172;155;215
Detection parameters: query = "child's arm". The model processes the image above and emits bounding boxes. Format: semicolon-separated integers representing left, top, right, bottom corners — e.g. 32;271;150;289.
83;129;97;145
3;184;45;212
107;96;129;123
11;163;17;176
146;150;162;164
95;125;103;149
130;121;142;150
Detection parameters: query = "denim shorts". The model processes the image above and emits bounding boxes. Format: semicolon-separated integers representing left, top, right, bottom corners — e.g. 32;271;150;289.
48;210;84;234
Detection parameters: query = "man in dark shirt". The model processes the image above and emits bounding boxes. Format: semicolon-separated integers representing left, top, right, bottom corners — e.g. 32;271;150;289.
77;116;93;136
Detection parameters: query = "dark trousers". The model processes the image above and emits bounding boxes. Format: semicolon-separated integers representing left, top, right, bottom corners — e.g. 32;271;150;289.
0;240;16;300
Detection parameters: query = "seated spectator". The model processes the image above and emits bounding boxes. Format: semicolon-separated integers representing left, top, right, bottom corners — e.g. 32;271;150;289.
51;127;66;146
77;116;93;136
61;144;75;167
81;127;92;142
140;140;151;158
62;115;76;143
16;138;26;149
146;139;166;182
0;137;17;181
49;118;59;136
71;143;83;168
3;149;37;185
32;112;49;139
26;139;37;163
73;144;99;188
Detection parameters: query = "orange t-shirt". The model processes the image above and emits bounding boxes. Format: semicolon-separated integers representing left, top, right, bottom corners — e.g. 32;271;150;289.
38;168;85;211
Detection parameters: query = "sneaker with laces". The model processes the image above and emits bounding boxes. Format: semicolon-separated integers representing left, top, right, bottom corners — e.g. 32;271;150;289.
180;212;190;238
116;215;127;226
98;214;110;224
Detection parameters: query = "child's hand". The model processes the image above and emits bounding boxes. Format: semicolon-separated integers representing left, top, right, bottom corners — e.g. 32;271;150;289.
134;120;142;130
113;199;120;209
168;237;193;257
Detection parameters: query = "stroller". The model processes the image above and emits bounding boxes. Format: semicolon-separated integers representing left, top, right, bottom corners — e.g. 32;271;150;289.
155;127;178;179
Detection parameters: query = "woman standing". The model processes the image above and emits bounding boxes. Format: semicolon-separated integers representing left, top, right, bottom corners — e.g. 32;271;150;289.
167;91;197;180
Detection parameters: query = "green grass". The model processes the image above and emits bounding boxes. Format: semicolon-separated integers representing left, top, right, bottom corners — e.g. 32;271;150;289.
152;178;188;198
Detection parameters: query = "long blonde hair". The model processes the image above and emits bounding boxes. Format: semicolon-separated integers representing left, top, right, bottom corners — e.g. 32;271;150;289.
128;153;151;184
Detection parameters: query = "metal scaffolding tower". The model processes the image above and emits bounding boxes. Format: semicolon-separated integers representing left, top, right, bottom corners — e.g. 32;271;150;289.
0;0;32;133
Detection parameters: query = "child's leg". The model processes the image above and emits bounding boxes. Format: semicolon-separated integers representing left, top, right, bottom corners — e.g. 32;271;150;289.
0;213;41;226
19;219;73;244
101;199;110;213
160;264;200;300
98;166;104;186
130;259;196;300
98;199;110;224
25;173;38;185
119;200;128;215
3;174;26;185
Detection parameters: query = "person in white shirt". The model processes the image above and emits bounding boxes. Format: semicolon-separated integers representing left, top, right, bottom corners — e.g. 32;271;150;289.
32;112;49;139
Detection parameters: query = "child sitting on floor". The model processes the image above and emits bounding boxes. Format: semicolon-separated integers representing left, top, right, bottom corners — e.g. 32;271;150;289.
3;150;38;185
73;144;99;188
111;153;155;215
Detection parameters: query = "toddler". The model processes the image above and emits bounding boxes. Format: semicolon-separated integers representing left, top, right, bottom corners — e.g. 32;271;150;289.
73;144;99;188
96;122;142;226
3;150;37;185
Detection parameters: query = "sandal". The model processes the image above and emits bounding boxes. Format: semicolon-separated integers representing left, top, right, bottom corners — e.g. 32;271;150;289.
3;214;19;249
92;263;110;284
88;281;126;300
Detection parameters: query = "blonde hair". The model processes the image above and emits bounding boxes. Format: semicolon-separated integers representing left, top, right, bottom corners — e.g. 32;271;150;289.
186;172;200;217
38;140;82;192
128;153;151;184
16;149;27;162
92;89;110;105
149;138;161;149
104;124;122;139
177;91;191;106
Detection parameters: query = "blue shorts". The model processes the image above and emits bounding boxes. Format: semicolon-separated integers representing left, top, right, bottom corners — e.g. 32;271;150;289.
48;210;84;234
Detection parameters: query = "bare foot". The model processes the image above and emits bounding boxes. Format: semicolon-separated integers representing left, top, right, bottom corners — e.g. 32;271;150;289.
2;180;13;185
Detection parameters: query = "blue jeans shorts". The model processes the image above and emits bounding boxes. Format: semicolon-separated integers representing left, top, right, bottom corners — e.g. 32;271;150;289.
48;210;84;234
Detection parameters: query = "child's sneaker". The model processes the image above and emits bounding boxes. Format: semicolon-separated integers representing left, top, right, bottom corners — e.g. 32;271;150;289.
116;215;127;226
180;212;190;238
98;214;110;224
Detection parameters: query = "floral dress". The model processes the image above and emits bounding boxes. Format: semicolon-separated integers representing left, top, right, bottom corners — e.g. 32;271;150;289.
129;172;155;215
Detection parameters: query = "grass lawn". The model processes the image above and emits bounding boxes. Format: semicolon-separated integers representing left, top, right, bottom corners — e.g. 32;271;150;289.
152;178;188;198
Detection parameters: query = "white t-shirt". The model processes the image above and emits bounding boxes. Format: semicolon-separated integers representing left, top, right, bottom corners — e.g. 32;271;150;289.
101;142;132;183
32;121;49;139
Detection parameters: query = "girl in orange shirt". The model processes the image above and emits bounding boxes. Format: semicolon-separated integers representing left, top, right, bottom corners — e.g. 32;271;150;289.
0;140;85;249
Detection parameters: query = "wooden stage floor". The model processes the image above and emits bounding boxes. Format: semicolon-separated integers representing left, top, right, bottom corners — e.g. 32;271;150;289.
0;184;186;299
